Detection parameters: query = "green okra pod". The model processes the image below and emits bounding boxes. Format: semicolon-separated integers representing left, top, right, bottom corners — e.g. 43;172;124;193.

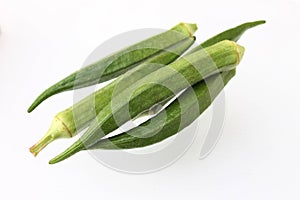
89;69;236;150
27;22;197;112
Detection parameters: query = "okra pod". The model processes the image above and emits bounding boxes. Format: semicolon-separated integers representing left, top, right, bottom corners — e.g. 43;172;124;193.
89;70;236;150
27;22;197;112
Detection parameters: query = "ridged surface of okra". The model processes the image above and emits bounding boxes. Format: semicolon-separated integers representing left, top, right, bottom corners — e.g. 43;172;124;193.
49;40;244;164
90;70;235;149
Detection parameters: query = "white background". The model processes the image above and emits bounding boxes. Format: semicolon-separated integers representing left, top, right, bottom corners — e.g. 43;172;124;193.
1;0;300;199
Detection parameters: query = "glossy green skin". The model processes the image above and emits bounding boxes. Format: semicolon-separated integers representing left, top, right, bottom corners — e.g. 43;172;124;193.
49;40;242;164
63;37;196;135
28;23;197;112
90;70;235;149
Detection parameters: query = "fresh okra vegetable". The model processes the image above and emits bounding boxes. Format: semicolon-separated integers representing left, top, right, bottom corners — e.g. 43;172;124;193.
49;40;244;164
27;22;197;112
89;69;236;150
94;19;268;150
30;21;265;157
29;37;195;156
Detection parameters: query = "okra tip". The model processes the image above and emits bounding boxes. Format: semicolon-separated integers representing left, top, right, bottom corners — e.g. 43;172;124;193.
252;20;266;25
48;142;85;164
27;92;53;113
27;88;53;113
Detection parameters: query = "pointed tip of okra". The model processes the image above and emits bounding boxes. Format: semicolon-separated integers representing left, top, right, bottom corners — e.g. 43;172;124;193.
27;94;48;113
48;156;64;164
27;90;50;113
27;103;35;113
48;159;57;165
48;141;85;164
29;117;73;156
243;20;266;27
252;20;266;25
27;83;63;113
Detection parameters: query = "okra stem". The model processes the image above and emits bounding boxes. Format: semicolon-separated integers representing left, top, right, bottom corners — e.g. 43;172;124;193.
29;117;72;155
